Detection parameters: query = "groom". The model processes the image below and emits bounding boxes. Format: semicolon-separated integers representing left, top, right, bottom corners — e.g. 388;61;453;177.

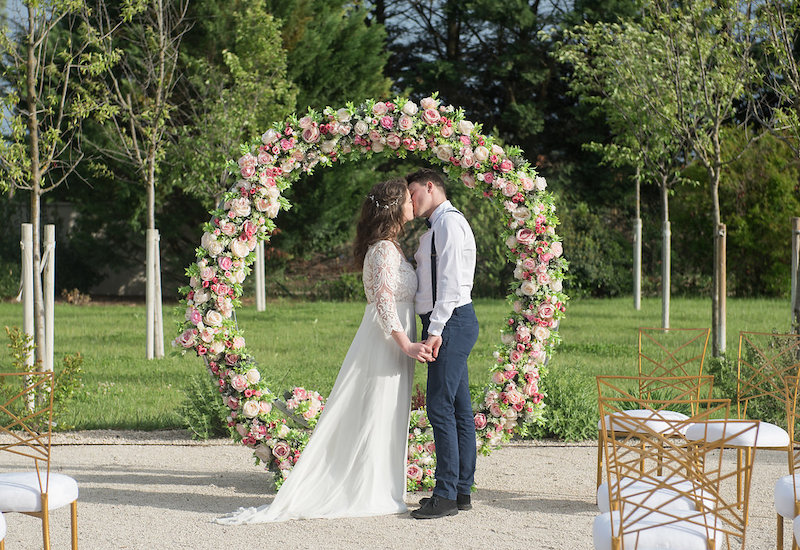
407;169;479;520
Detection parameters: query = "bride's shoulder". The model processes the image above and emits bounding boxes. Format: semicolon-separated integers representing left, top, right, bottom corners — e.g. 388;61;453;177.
366;240;400;259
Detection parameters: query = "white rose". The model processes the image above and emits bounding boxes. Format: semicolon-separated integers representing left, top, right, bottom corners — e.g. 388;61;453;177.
201;232;214;250
254;443;271;463
420;97;438;110
205;310;223;327
520;280;538;296
533;326;551;342
277;424;291;438
550;279;563;292
505;234;517;249
435;144;453;162
402;101;418;115
280;159;295;173
372;141;384;153
491;144;505;156
262;129;279;145
206;239;224;257
233;269;246;284
513;266;524;280
501;332;514;345
474;146;489;162
535;176;547;191
320;140;336;154
512;206;531;223
336;108;351;122
229;198;251;218
457;120;475;135
265;200;280;218
193;289;209;305
209;340;225;355
246;368;261;384
354;120;369;135
231;239;250;258
242;400;260;418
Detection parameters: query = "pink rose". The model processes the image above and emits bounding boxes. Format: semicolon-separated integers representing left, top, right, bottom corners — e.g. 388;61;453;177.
461;172;476;188
218;256;233;272
492;371;506;384
272;441;291;460
398;115;413;131
420;97;437;110
259;401;272;415
489;403;503;418
230;374;247;392
551;241;563;257
516;326;532;343
241;220;257;239
257;150;274;165
440;125;453;138
293;387;308;400
516;228;536;246
380;116;394;130
502;182;517;197
240;165;255;178
538;303;555;320
280;138;293;151
500;159;514;172
406;464;423;481
520;175;534;191
176;329;196;348
509;349;523;364
522;257;537;272
372;102;388;116
225;353;239;366
461;153;475;168
219;220;237;236
232;335;247;350
537;272;551;285
385;133;401;150
302;126;320;143
422;109;441;125
227;396;239;410
423;440;436;454
474;413;487;430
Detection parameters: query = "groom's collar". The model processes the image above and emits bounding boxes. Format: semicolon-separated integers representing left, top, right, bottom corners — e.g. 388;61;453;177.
426;200;452;228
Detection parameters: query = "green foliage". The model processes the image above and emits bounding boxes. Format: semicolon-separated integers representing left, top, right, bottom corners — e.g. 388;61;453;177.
0;260;17;300
180;372;231;440
556;201;632;298
530;365;598;441
311;272;365;302
2;325;84;431
672;128;800;296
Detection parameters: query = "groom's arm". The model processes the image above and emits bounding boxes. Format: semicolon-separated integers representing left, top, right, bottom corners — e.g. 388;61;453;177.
426;219;472;338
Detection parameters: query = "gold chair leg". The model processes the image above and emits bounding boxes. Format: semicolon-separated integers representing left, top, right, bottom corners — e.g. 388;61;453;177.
736;448;743;510
596;438;603;490
41;492;51;550
778;513;784;550
1;538;5;550
71;500;78;550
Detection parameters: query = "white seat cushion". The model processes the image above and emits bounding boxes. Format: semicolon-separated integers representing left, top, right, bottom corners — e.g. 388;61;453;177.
597;476;700;514
775;474;800;519
685;419;786;447
599;409;690;435
0;511;5;541
0;472;79;513
593;509;722;550
793;513;800;542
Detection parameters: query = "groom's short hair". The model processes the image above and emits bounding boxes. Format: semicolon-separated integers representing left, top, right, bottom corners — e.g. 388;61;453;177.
406;168;447;196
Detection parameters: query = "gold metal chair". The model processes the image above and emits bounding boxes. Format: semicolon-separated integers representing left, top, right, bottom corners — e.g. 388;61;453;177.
596;400;759;550
596;373;715;489
638;327;711;380
774;375;800;549
688;332;800;522
0;372;78;549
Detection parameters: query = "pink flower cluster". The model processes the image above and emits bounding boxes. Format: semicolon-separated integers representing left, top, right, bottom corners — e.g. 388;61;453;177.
406;409;436;492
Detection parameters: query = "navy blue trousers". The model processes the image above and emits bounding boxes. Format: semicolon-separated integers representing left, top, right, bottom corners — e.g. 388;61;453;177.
420;303;479;500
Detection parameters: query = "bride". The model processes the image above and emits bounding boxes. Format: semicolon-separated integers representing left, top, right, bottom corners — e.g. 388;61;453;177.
217;178;432;524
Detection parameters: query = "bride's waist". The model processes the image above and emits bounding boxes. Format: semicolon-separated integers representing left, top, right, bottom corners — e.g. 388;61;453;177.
366;300;415;306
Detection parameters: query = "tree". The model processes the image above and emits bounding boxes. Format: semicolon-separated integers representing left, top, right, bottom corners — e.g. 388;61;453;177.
83;0;191;358
757;0;800;329
0;0;113;368
554;19;692;327
169;0;297;207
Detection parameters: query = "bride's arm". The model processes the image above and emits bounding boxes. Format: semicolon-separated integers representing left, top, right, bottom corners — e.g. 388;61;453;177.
368;241;431;362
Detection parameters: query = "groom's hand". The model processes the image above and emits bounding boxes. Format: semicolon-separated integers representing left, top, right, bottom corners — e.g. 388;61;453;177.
425;335;443;360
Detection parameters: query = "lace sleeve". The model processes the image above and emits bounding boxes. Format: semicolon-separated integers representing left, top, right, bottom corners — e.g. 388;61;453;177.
364;240;404;336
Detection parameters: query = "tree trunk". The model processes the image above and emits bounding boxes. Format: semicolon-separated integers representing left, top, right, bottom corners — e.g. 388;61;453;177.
709;166;725;356
633;166;641;310
26;6;46;370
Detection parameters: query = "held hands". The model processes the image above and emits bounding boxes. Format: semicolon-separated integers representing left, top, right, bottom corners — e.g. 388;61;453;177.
405;341;434;363
424;335;443;360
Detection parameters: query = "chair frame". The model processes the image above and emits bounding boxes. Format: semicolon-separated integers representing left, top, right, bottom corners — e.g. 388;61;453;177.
0;372;78;550
638;327;711;380
596;374;716;489
600;406;758;550
777;374;800;550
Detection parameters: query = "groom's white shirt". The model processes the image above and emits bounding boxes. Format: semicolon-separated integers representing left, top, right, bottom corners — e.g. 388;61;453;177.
414;200;476;336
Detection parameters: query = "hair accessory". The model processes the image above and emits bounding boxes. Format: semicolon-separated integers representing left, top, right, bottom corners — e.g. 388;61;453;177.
368;194;399;210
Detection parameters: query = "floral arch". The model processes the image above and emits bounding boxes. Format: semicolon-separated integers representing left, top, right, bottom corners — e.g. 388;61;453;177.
175;94;568;489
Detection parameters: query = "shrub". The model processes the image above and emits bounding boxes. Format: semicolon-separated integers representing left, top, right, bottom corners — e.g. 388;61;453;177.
180;372;231;440
531;365;598;441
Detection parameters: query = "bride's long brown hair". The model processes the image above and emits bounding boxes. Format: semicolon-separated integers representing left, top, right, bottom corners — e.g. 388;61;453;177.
353;178;408;270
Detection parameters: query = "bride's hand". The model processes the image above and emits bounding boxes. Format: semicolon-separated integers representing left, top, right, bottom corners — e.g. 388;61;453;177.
405;342;433;363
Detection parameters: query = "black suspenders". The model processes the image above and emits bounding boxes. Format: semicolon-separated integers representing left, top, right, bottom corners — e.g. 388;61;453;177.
429;209;463;303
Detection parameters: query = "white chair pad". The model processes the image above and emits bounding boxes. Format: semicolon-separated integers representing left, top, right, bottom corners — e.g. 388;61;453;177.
0;511;5;540
793;512;800;542
0;472;78;513
599;409;690;435
597;476;701;514
593;509;722;550
775;474;800;519
685;419;786;447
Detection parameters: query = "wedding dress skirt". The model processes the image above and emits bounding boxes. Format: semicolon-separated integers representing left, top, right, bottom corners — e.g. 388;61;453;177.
216;302;415;524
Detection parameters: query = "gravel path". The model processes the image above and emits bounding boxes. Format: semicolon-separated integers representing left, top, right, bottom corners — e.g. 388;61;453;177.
0;431;786;549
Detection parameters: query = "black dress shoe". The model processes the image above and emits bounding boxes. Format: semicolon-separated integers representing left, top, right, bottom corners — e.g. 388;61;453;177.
418;493;472;511
410;495;458;519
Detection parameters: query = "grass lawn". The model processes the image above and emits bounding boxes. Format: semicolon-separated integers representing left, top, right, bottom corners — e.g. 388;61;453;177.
0;296;793;431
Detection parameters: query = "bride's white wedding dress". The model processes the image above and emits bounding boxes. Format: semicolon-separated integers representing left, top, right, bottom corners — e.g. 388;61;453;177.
216;240;416;523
